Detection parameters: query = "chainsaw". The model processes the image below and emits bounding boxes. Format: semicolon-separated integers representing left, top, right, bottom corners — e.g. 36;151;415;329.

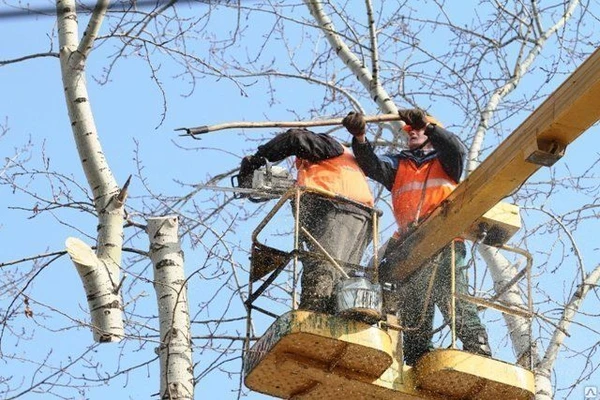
201;163;295;203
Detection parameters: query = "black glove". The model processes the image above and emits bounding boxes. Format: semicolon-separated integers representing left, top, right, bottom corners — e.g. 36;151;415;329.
398;108;427;130
342;112;366;136
238;155;266;188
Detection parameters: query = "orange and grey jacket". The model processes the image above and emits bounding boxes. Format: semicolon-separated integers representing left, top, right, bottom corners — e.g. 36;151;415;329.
296;147;374;207
351;124;466;234
256;128;374;207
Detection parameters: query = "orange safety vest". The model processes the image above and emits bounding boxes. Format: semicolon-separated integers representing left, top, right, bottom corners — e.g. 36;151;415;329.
391;157;457;235
296;147;374;207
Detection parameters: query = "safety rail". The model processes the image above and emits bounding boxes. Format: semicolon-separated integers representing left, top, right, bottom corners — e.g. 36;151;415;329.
449;239;535;369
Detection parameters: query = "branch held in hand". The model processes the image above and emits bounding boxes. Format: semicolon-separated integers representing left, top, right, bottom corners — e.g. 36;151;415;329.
175;114;406;137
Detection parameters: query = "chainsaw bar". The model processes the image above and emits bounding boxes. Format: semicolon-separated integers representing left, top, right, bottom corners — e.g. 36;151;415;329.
198;185;286;196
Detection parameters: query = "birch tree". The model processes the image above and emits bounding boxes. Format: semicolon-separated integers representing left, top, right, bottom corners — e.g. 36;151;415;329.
0;1;599;399
148;216;194;400
58;0;126;342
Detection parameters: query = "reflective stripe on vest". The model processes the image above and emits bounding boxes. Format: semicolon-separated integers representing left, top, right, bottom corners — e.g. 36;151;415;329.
296;147;374;207
393;178;456;196
391;157;457;234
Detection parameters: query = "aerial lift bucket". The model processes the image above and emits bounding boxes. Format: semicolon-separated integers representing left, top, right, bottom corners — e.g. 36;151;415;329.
415;349;535;400
244;310;535;400
244;189;535;400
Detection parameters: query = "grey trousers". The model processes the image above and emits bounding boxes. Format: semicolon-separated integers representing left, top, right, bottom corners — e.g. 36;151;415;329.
297;196;372;314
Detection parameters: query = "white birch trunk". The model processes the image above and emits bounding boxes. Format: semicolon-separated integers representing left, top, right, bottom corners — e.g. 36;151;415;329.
58;0;124;342
534;372;553;400
147;216;194;400
479;246;535;363
65;237;123;342
305;0;402;131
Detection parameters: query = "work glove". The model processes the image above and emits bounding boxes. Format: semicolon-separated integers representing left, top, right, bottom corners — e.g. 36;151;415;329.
342;112;366;137
238;155;266;188
398;108;428;130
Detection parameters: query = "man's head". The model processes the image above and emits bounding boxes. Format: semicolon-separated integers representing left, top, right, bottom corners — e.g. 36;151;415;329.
399;111;442;150
404;125;430;150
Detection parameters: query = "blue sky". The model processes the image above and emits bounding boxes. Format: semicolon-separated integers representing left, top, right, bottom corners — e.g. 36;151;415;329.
1;2;600;399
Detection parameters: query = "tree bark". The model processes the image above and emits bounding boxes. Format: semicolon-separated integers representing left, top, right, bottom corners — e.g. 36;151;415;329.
534;371;553;400
148;216;194;400
58;0;124;342
65;237;123;342
479;246;536;364
304;0;402;130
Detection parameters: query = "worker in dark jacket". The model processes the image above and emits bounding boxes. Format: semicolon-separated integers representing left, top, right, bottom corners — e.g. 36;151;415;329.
239;128;374;314
342;110;491;366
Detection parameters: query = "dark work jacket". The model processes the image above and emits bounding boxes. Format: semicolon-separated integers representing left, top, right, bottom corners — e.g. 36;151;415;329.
351;124;467;191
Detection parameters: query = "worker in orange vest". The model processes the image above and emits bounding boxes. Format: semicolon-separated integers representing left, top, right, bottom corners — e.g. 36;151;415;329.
342;110;491;366
239;128;375;315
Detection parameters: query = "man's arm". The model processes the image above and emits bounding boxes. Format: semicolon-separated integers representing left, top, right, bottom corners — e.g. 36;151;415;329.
342;112;397;190
425;124;466;183
351;138;397;191
255;128;343;163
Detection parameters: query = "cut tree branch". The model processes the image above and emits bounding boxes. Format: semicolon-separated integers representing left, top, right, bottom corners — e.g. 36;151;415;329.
176;113;405;136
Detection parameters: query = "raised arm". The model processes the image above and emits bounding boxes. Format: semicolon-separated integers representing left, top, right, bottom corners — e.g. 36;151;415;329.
425;125;467;183
238;128;344;186
342;112;397;190
351;138;397;191
256;128;344;163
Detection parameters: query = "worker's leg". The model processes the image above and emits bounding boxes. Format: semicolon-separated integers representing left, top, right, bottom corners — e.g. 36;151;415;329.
396;264;436;366
299;260;337;313
314;206;372;267
300;196;372;264
298;196;372;313
436;242;492;357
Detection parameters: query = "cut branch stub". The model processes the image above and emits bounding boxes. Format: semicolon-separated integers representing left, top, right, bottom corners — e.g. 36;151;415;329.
66;237;124;343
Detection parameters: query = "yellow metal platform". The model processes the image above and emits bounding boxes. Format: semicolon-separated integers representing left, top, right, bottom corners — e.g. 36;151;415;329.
245;311;536;399
416;349;534;399
244;310;394;398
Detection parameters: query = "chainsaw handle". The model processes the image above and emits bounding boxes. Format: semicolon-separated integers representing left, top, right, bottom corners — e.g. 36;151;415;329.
230;175;243;199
